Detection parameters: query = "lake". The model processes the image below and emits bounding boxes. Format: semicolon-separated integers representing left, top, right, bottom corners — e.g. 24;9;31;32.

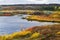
0;14;58;35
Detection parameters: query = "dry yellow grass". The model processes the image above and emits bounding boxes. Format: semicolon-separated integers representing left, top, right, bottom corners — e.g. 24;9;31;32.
0;24;60;40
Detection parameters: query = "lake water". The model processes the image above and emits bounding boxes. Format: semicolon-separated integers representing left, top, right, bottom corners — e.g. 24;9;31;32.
0;14;58;35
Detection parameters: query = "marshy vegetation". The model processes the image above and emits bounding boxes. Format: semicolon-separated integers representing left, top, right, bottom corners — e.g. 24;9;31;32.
0;4;60;40
25;11;60;23
0;24;60;40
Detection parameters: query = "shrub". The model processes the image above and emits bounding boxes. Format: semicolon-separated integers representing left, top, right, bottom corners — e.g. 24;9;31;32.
30;32;40;39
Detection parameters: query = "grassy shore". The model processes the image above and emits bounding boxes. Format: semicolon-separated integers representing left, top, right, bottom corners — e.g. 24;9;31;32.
0;24;60;40
25;15;60;23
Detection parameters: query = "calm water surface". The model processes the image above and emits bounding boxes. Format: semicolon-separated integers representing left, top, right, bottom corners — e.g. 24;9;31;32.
0;14;58;35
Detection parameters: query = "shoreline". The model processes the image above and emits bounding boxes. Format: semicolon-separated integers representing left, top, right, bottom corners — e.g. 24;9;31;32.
25;15;60;23
0;24;60;40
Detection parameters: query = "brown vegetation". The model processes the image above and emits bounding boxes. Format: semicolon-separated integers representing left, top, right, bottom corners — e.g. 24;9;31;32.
0;24;60;40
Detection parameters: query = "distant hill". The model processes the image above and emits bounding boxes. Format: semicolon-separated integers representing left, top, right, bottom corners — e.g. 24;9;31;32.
1;4;60;6
0;4;60;11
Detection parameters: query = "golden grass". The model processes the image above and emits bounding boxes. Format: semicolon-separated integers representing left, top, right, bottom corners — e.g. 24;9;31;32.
0;24;60;40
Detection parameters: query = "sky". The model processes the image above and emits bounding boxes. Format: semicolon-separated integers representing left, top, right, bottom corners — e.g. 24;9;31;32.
0;0;59;5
